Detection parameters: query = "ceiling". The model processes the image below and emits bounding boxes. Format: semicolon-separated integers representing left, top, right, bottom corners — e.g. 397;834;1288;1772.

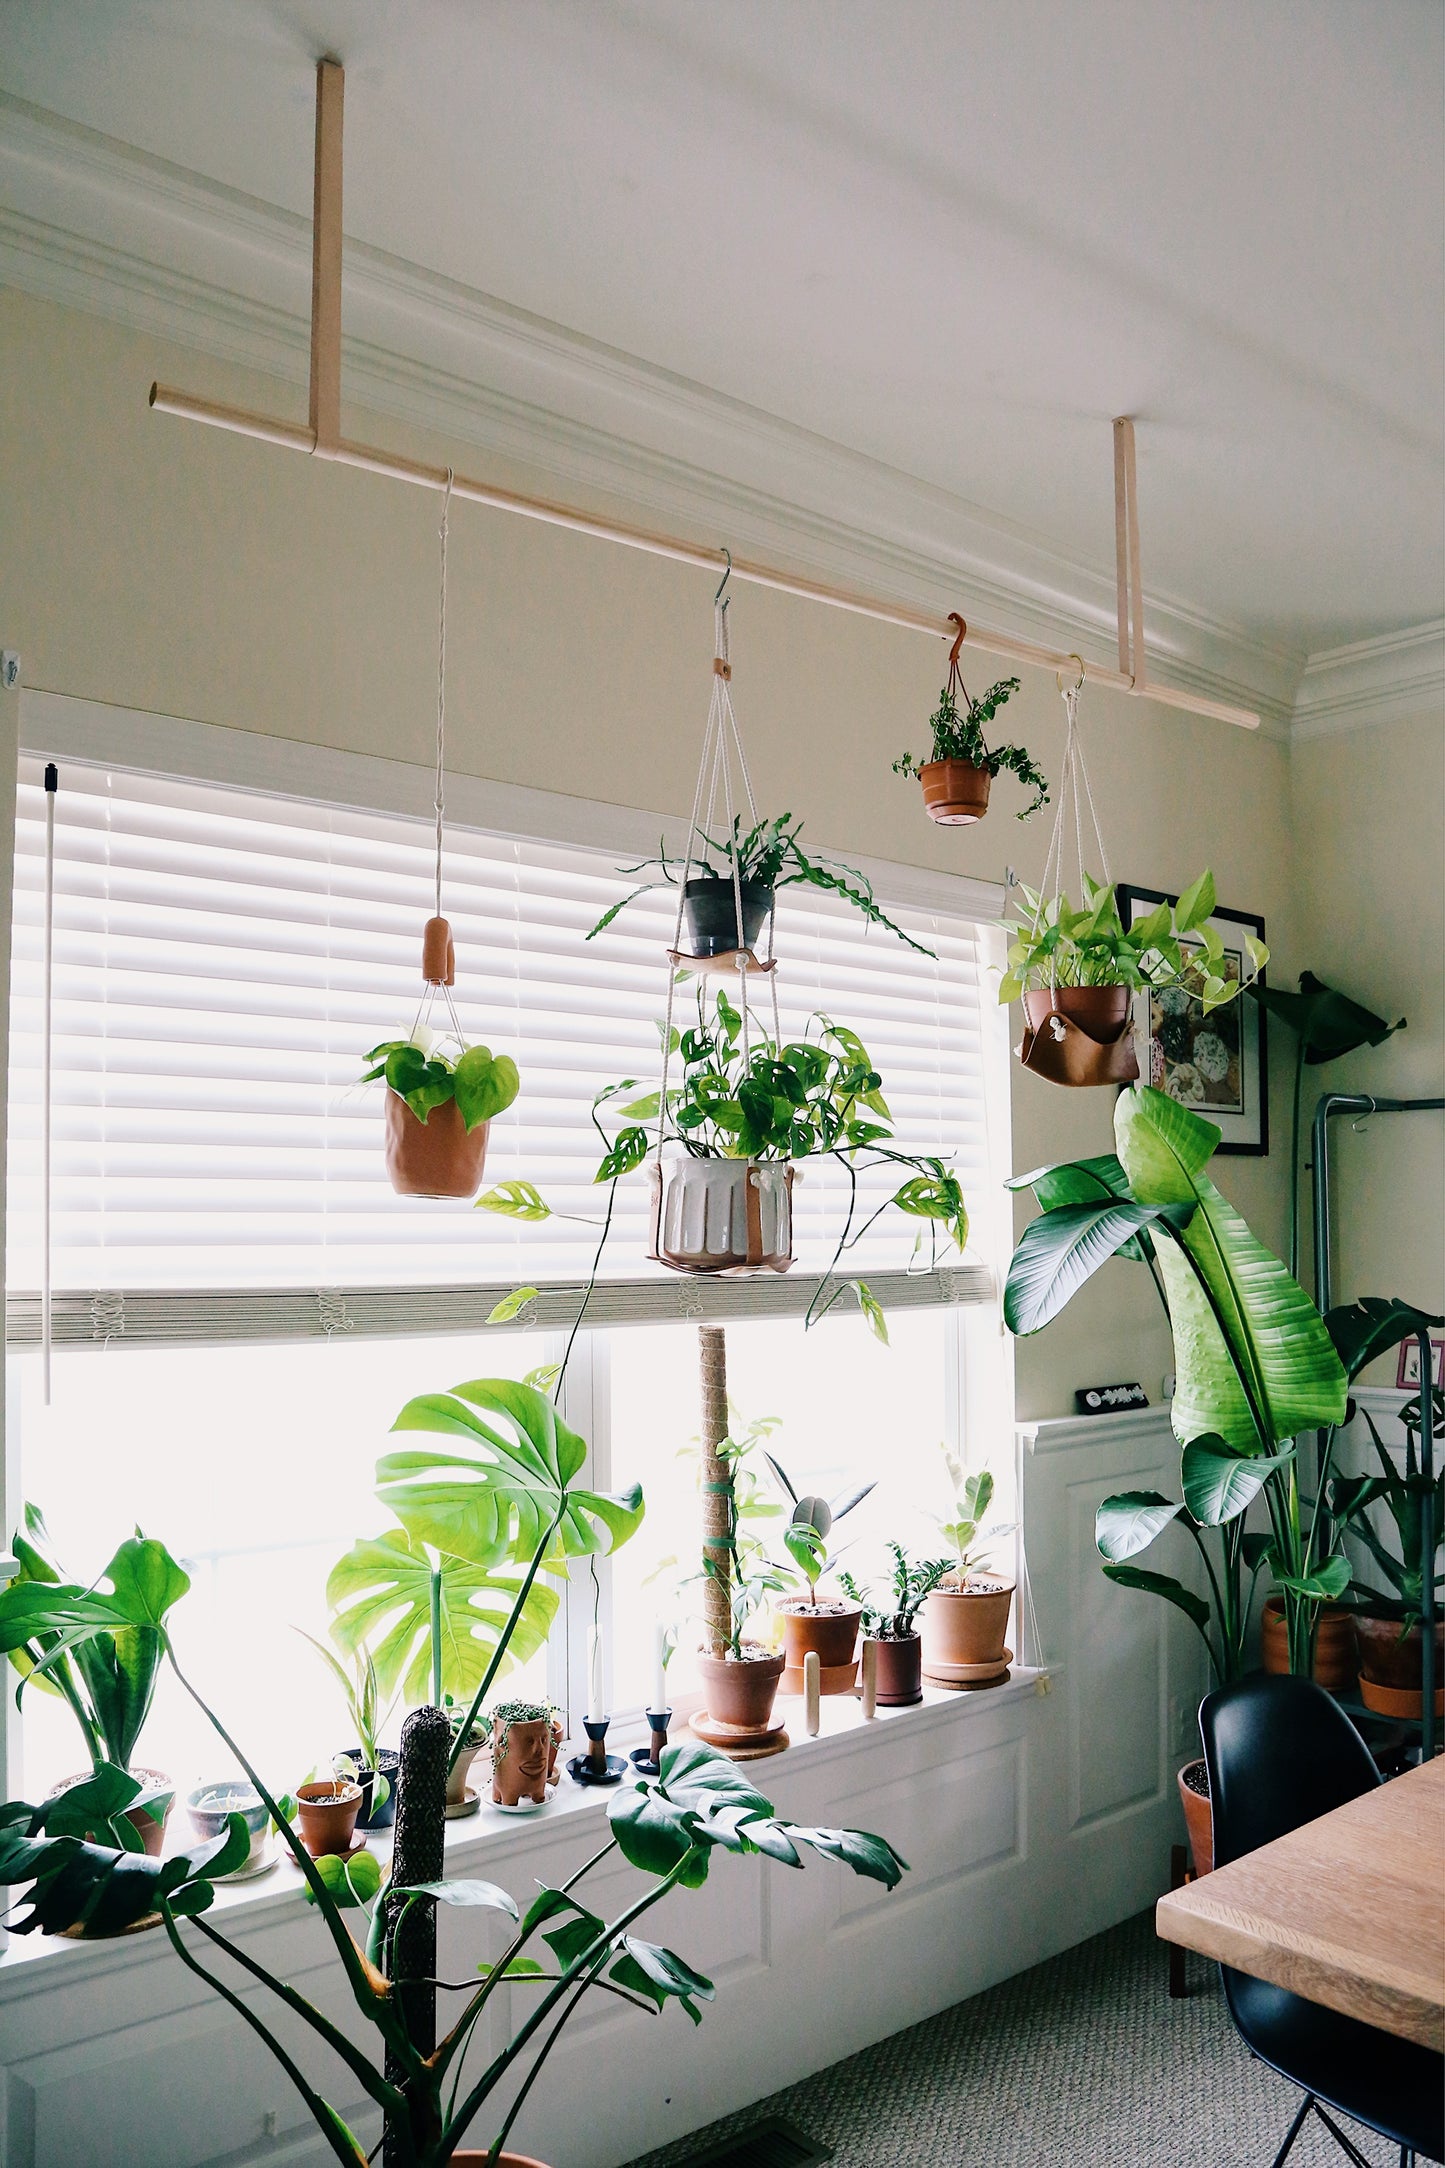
1;0;1442;688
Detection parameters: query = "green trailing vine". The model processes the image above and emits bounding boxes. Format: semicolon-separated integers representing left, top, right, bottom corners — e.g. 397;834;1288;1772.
894;677;1049;819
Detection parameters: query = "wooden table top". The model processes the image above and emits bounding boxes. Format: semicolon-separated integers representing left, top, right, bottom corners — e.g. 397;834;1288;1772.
1157;1755;1445;2050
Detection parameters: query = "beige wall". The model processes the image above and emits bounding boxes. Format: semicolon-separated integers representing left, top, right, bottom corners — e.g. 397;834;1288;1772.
2;289;1309;1417
1291;712;1445;1375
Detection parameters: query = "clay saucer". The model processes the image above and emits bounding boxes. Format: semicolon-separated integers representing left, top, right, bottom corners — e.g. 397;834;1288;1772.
444;1787;481;1820
688;1710;790;1761
922;1647;1013;1692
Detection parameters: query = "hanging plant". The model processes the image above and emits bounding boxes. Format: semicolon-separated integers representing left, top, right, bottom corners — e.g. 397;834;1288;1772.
893;614;1048;825
588;811;931;958
367;474;522;1196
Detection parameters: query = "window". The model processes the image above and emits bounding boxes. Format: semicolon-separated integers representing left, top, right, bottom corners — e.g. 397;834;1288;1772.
5;703;1010;1803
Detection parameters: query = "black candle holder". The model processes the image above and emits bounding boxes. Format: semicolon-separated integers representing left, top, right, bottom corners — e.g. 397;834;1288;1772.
567;1717;627;1787
629;1709;673;1777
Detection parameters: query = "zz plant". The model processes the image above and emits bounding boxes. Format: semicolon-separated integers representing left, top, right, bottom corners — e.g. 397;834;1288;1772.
840;1543;953;1639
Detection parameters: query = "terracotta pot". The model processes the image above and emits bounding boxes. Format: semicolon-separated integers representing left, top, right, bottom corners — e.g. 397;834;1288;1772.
51;1767;175;1858
871;1632;923;1706
1178;1758;1213;1877
921;1579;1014;1688
919;757;992;826
680;876;774;957
780;1602;861;1693
384;1090;490;1200
294;1779;362;1857
649;1155;794;1274
1260;1595;1355;1689
696;1648;785;1733
447;1737;485;1807
1353;1614;1445;1718
1019;985;1139;1089
490;1716;554;1808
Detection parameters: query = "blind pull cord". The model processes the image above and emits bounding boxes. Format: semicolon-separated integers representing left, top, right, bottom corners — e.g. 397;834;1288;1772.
41;761;57;1405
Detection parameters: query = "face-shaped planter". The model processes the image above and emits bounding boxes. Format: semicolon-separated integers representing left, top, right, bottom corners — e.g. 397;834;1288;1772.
490;1716;554;1808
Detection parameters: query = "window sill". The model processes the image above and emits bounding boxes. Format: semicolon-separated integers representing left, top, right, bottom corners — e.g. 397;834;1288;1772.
0;1670;1044;1988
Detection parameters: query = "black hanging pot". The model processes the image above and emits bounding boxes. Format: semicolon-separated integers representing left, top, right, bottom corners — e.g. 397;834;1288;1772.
680;877;774;958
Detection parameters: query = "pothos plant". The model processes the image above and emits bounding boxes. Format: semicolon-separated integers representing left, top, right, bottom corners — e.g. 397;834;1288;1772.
479;986;969;1337
0;1549;907;2167
893;676;1049;818
360;1028;520;1131
587;811;931;953
999;871;1268;1011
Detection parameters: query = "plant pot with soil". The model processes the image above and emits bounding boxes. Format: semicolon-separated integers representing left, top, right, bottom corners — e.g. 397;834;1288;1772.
695;1646;786;1735
1328;1381;1445;1719
1178;1759;1214;1877
186;1781;270;1874
1260;1594;1355;1690
344;1745;400;1831
446;1713;489;1811
651;1153;795;1274
362;1018;520;1202
1351;1615;1445;1719
293;1778;362;1858
46;1765;175;1857
839;1542;955;1709
920;1456;1017;1689
487;1701;557;1809
893;631;1047;829
767;1452;876;1694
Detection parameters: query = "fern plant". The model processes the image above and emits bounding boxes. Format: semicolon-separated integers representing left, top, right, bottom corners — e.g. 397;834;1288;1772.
894;677;1049;818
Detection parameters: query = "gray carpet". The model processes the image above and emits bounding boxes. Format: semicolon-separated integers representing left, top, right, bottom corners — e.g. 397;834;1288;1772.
634;1913;1403;2168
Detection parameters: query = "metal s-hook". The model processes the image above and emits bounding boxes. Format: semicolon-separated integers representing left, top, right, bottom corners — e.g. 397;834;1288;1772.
1351;1097;1378;1133
714;548;732;604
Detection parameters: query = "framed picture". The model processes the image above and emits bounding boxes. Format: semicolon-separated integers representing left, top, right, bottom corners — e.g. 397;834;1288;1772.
1395;1337;1445;1390
1117;887;1268;1156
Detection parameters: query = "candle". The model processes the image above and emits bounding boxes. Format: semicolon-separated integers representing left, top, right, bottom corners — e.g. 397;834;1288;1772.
650;1622;668;1714
586;1625;605;1722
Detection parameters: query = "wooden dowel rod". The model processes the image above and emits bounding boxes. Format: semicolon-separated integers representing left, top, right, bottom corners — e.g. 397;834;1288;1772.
147;381;1260;730
309;59;344;451
1113;419;1132;678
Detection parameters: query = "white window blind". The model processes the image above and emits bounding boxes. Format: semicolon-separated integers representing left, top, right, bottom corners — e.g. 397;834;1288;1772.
7;752;1001;1342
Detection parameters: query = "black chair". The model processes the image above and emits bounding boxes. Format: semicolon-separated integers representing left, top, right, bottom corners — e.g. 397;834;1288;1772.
1200;1674;1444;2168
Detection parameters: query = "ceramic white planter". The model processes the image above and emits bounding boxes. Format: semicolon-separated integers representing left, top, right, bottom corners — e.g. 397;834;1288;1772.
649;1155;794;1273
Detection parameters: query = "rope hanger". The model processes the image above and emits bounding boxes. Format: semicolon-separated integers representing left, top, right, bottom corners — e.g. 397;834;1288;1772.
411;468;467;1050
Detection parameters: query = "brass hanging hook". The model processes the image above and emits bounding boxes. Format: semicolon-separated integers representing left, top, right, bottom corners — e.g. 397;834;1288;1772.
1055;653;1086;696
714;547;732;604
947;611;967;668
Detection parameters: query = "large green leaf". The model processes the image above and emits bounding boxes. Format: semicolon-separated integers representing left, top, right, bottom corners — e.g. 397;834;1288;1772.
1115;1086;1347;1449
1094;1491;1185;1563
611;1936;715;2023
326;1530;558;1704
381;1377;643;1568
1100;1562;1211;1634
1325;1298;1444;1385
1004;1198;1185;1335
1180;1435;1295;1528
0;1809;249;1938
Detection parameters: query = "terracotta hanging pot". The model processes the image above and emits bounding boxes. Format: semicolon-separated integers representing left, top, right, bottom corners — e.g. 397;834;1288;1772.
1178;1758;1213;1876
870;1632;923;1706
649;1156;794;1274
1351;1614;1443;1718
384;1091;490;1199
1018;985;1140;1089
779;1601;862;1695
1260;1595;1355;1689
921;1578;1014;1690
681;876;774;958
919;757;992;826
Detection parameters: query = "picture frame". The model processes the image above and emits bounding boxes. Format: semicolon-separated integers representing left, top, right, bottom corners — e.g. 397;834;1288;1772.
1116;886;1268;1156
1395;1337;1445;1391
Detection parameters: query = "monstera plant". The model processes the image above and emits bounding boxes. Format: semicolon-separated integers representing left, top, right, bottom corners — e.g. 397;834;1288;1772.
328;1375;644;1771
1006;1084;1349;1676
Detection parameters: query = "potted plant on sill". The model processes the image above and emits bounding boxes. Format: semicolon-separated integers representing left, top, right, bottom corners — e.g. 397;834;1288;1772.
764;1453;876;1695
300;1632;400;1831
361;1027;520;1201
485;1697;561;1810
893;668;1047;827
839;1543;953;1706
920;1458;1018;1690
482;988;969;1307
587;811;932;960
0;1508;190;1859
1330;1379;1444;1720
0;1505;906;2168
1000;872;1267;1090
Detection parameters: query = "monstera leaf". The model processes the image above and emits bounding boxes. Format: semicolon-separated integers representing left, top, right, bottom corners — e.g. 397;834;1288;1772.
326;1530;558;1705
1115;1087;1346;1450
381;1377;643;1569
0;1799;248;1938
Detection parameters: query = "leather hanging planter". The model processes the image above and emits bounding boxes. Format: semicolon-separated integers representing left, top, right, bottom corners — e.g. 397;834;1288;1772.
1018;985;1140;1089
919;756;992;826
649;1156;794;1274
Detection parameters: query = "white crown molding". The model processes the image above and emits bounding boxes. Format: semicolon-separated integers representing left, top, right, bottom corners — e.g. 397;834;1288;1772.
0;94;1304;730
1291;621;1445;742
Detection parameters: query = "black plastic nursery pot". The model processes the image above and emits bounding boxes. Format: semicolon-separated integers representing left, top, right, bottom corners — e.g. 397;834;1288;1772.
345;1746;400;1830
680;876;774;957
